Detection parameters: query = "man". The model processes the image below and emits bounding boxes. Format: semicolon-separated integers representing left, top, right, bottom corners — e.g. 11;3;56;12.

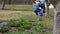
40;0;46;16
34;0;42;16
34;0;46;16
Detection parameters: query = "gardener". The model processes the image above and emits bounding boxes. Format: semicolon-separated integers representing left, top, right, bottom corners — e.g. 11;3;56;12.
34;0;46;16
40;0;46;16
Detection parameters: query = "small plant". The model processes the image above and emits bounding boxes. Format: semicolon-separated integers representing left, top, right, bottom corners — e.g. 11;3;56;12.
18;27;25;31
22;23;33;29
31;24;44;32
19;19;33;29
8;19;20;27
0;27;9;33
36;26;43;32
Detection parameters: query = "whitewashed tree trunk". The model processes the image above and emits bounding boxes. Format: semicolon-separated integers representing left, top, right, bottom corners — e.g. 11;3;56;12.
45;0;50;16
45;4;49;16
53;2;60;34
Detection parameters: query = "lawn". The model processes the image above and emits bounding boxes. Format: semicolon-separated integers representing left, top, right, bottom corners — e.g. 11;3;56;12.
0;5;54;34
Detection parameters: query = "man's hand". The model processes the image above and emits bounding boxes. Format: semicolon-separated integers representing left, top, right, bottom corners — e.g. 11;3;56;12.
39;7;43;12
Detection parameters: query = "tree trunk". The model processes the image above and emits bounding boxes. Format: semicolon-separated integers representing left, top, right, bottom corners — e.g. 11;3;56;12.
8;0;12;4
45;0;50;16
2;0;6;10
45;4;49;16
53;2;60;34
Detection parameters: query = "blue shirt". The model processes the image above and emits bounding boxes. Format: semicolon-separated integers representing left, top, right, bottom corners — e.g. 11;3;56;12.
34;2;42;12
34;2;45;12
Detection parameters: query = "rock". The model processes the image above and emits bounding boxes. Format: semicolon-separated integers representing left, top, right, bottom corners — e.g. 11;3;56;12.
0;21;10;29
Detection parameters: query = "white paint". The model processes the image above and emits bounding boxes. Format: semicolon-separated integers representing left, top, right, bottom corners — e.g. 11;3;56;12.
49;4;54;8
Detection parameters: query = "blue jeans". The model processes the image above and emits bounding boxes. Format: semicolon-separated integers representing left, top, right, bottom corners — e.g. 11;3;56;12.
34;10;43;16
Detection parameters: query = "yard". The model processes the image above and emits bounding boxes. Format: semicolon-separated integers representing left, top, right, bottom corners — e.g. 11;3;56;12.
0;5;54;34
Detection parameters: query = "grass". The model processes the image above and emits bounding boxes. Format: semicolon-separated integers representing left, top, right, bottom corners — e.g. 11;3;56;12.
0;4;33;10
0;10;36;21
0;5;54;34
4;5;34;11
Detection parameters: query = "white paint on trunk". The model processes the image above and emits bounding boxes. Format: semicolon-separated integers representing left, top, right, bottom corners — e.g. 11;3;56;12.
49;4;54;8
53;2;60;34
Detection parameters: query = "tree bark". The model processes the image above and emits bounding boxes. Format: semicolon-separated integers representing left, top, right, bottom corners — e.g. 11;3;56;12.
45;0;50;16
45;4;49;16
53;2;60;34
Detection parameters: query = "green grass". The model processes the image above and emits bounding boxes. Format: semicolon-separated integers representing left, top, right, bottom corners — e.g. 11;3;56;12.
0;5;54;34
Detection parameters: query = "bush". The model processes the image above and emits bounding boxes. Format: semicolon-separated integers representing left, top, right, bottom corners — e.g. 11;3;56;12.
0;27;9;33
